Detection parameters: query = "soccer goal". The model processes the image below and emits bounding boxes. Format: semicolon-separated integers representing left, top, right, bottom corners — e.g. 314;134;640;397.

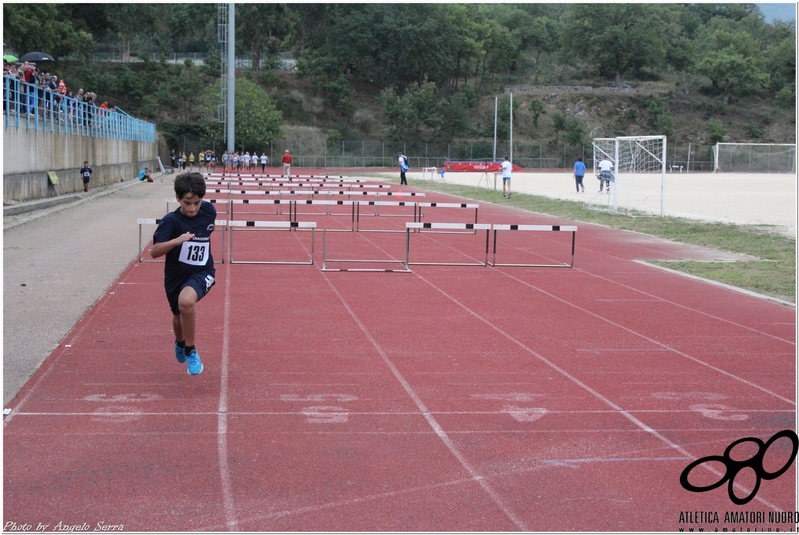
714;143;796;174
591;135;667;216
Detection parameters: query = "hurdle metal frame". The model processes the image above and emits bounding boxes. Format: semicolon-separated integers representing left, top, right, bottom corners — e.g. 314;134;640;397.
138;219;227;263
354;201;417;231
414;202;480;234
320;228;411;272
230;198;296;218
488;224;577;268
292;199;357;230
228;220;316;265
405;222;491;266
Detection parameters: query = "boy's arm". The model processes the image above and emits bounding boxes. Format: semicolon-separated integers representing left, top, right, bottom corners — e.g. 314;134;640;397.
150;231;195;259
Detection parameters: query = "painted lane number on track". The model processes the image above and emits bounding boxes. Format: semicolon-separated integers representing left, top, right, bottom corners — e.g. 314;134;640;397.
652;392;748;421
84;393;164;423
470;393;547;423
281;393;358;424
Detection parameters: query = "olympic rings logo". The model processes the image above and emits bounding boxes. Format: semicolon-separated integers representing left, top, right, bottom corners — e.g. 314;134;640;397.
679;429;798;505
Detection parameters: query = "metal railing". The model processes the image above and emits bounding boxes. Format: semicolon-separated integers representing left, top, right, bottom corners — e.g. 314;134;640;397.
3;75;156;142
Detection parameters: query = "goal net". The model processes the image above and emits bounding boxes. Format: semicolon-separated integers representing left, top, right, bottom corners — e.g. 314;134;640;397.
714;143;796;174
591;135;667;216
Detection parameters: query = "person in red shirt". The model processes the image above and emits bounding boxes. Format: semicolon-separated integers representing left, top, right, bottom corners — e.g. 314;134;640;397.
281;150;292;179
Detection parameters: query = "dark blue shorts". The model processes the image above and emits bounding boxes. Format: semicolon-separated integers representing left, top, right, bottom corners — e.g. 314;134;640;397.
166;269;216;316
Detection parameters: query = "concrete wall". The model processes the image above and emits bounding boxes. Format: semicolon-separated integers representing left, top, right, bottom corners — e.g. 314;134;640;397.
3;125;161;203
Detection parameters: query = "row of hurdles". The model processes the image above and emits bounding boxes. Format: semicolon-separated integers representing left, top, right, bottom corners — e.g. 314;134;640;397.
140;173;576;271
138;214;577;272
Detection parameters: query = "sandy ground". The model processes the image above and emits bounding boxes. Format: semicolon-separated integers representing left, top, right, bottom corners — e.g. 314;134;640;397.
406;170;797;237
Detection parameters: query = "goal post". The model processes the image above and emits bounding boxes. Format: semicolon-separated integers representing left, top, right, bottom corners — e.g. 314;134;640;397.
591;135;668;216
714;143;796;174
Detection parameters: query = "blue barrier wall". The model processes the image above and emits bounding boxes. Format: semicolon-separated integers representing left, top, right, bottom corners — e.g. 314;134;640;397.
3;75;160;203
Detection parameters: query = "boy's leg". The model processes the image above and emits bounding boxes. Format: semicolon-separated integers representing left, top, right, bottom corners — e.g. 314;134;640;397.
177;286;198;349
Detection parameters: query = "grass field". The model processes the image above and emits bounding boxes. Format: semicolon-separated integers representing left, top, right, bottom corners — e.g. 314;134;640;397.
400;178;796;305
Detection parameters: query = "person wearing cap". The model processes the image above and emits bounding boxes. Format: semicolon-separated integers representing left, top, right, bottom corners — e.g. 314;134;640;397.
281;149;292;179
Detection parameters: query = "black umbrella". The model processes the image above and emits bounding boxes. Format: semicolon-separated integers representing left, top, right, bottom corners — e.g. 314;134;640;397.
19;51;54;62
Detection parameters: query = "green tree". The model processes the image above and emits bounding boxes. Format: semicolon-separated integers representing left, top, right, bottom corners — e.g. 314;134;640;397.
563;4;683;87
201;78;284;149
708;118;727;145
528;99;547;128
3;4;92;59
695;21;770;95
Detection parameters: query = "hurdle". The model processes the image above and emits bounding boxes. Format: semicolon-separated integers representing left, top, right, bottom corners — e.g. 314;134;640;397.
228;220;316;265
292;199;357;230
405;222;491;266
230;198;295;219
321;229;411;272
355;201;417;231
414;202;480;233
488;224;577;268
137;219;227;263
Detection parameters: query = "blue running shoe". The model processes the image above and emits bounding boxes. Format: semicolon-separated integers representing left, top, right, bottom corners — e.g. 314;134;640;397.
174;342;186;364
186;350;203;375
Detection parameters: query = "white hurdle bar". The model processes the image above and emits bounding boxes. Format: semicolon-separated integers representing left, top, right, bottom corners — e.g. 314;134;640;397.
321;229;411;273
489;224;577;268
230;198;295;219
355;200;417;230
292;199;357;230
227;220;316;265
405;222;491;266
138;219;227;264
415;202;480;231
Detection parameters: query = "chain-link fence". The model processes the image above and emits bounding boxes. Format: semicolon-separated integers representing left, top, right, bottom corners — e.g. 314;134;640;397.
167;136;717;172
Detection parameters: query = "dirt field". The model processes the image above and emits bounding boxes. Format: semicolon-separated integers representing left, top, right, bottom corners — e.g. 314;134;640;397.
408;170;797;237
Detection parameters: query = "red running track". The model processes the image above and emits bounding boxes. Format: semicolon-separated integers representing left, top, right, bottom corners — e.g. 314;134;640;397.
3;177;796;532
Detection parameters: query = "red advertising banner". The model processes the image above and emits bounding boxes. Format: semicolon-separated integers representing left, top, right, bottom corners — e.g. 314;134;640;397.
444;161;524;172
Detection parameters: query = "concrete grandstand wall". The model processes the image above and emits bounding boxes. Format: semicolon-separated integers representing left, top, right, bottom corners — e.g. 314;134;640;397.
3;126;161;203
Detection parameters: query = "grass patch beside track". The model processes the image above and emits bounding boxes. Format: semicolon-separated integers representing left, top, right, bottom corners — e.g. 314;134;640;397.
378;177;795;305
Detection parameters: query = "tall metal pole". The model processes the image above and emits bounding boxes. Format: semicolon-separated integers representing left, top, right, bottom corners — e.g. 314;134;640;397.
226;3;235;153
492;96;497;162
509;93;513;163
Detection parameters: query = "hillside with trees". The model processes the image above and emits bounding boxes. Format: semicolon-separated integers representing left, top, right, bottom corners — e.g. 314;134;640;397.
3;3;795;166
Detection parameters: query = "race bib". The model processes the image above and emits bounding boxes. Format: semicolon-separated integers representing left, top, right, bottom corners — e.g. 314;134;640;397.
178;241;209;266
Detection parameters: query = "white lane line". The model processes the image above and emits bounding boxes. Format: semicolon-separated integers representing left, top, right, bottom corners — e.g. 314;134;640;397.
499;269;796;406
322;275;530;532
414;273;788;512
218;262;238;531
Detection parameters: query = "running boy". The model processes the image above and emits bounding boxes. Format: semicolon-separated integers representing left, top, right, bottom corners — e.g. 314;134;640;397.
80;161;92;192
150;172;216;375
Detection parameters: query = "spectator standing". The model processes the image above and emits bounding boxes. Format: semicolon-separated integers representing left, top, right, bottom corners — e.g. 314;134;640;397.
260;152;268;173
397;151;408;185
281;150;292;179
501;155;512;199
189;152;195;170
80;160;93;192
573;157;586;193
170;149;176;169
598;156;614;194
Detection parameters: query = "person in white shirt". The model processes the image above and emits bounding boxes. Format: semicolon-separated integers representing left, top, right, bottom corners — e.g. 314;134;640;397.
501;155;513;199
598;157;614;193
260;153;268;172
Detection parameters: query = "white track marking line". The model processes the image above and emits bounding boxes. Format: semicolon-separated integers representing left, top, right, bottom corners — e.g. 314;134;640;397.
322;275;530;531
498;269;796;406
414;273;788;512
218;262;238;531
